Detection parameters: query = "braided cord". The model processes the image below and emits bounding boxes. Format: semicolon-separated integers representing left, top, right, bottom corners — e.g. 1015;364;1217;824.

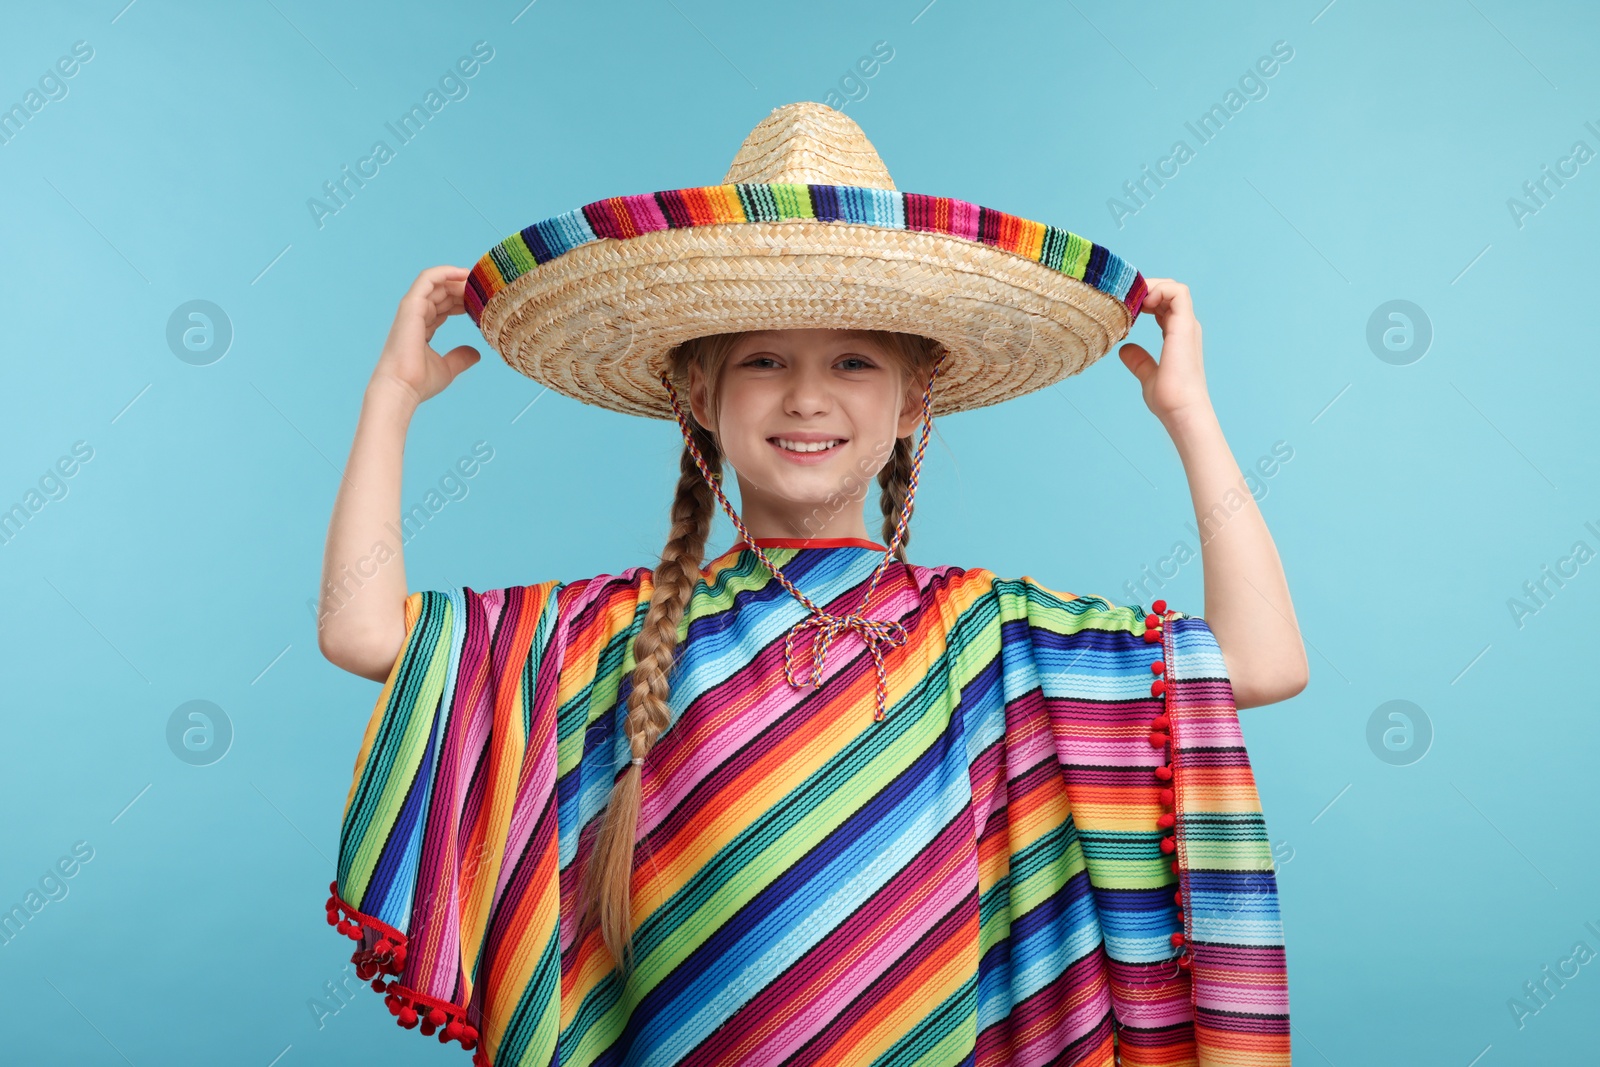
658;349;948;722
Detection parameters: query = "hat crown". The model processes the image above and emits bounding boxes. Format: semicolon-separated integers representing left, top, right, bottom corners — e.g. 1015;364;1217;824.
721;101;897;190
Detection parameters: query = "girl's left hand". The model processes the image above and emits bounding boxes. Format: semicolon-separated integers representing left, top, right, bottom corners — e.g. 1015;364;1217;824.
1117;277;1213;429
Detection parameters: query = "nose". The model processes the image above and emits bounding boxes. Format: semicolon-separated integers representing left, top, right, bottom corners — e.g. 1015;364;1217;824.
782;360;833;418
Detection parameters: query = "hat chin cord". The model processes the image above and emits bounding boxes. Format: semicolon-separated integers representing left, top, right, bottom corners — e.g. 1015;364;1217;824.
658;349;947;723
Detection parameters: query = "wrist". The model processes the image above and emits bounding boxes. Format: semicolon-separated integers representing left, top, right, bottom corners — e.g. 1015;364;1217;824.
364;374;422;423
1160;399;1219;440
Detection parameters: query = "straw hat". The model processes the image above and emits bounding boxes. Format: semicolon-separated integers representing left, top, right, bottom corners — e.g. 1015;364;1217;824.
463;101;1146;420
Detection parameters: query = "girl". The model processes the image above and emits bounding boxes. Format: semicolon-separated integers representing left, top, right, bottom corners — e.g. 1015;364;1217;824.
318;104;1305;1067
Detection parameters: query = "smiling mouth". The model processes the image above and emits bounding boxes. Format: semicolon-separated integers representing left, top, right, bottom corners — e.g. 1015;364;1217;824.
770;437;846;454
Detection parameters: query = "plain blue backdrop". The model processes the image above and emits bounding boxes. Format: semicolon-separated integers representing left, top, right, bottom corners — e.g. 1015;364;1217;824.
2;1;1596;1064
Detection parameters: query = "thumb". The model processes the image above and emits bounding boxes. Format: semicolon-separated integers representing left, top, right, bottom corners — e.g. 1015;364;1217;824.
441;344;482;381
1118;342;1157;385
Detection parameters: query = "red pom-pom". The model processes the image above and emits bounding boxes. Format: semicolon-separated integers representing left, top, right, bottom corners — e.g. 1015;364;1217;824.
1157;813;1175;829
374;938;392;955
1159;788;1174;806
1150;660;1165;675
464;1025;479;1042
1160;836;1176;854
463;1036;479;1052
1170;859;1179;874
370;978;387;993
346;924;364;941
428;1007;447;1027
1151;679;1167;697
1151;715;1170;731
329;880;338;895
1152;599;1167;614
356;961;376;981
398;1007;418;1028
1170;932;1185;947
326;910;340;927
1145;614;1159;628
1154;764;1172;781
386;993;403;1015
1177;953;1192;969
421;1020;438;1037
1174;889;1183;906
1148;732;1169;748
445;1020;463;1041
1143;629;1161;643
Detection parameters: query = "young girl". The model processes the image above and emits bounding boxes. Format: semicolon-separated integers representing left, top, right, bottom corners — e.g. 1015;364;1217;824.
318;104;1305;1067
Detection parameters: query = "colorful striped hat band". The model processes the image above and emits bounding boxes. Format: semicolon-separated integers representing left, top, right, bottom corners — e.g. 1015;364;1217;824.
659;345;948;724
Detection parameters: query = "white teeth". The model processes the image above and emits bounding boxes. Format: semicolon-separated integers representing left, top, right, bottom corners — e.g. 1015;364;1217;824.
773;438;842;454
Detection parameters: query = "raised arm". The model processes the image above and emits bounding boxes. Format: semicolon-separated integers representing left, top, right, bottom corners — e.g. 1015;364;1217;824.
317;265;482;682
1117;278;1308;709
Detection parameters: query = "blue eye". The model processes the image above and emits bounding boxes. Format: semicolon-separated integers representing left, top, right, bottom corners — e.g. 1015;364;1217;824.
839;357;874;370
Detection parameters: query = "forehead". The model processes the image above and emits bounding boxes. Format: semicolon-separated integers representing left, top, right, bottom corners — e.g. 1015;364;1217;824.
733;329;889;349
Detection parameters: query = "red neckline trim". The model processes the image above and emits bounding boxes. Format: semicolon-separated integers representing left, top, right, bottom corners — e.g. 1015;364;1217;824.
733;536;888;552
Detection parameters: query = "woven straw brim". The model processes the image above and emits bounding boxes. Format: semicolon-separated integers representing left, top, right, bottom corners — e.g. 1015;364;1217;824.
466;184;1146;420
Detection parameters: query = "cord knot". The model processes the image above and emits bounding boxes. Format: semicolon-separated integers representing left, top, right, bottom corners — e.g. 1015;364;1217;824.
784;610;909;722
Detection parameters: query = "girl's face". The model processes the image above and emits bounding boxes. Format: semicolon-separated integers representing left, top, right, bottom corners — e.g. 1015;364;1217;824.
688;329;925;538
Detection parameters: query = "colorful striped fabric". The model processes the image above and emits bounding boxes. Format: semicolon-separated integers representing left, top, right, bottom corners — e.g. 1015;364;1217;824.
462;183;1147;329
328;539;1289;1066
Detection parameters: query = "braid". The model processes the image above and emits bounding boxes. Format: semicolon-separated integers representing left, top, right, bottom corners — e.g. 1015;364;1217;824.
876;333;943;563
577;416;721;979
876;436;914;563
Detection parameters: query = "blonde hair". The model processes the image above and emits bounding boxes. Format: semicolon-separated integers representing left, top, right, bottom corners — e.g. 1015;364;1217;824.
575;329;945;978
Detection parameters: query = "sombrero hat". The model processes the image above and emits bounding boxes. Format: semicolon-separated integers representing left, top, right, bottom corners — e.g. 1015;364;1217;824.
462;101;1146;420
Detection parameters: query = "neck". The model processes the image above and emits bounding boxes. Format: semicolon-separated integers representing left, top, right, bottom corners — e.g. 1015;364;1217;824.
735;534;888;550
732;492;877;544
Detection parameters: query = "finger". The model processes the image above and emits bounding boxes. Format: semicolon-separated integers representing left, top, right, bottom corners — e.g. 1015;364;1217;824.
410;266;469;317
1142;278;1192;318
408;265;459;302
421;279;473;334
1118;343;1158;384
420;264;469;284
441;344;481;380
1136;281;1171;321
427;274;471;319
1136;280;1196;336
441;279;468;315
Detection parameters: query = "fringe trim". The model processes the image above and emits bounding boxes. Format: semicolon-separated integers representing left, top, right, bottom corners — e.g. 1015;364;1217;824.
1142;603;1193;976
325;881;490;1061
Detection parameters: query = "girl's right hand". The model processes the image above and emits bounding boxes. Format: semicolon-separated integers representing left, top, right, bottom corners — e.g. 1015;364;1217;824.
371;265;483;406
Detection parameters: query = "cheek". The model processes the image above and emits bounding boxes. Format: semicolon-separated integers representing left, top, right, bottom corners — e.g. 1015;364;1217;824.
712;389;767;457
855;390;905;439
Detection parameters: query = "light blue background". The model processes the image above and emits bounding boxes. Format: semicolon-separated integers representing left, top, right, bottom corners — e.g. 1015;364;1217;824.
2;1;1596;1063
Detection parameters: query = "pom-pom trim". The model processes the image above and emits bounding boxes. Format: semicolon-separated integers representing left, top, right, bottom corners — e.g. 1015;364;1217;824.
1144;602;1193;975
324;881;485;1056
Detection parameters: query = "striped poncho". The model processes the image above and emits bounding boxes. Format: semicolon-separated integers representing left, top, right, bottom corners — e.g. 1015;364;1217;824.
324;537;1290;1065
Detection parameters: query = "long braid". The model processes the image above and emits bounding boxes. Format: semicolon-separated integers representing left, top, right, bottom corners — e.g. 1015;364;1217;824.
877;333;944;563
577;399;721;979
876;437;914;563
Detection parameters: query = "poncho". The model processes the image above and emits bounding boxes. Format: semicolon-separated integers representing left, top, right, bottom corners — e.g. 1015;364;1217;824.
323;537;1290;1065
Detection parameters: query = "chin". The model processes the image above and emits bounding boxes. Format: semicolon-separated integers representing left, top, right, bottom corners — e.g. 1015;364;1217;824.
763;468;846;503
